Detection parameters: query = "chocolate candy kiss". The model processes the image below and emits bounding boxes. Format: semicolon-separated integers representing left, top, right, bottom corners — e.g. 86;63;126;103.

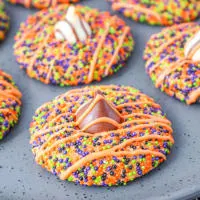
76;91;123;133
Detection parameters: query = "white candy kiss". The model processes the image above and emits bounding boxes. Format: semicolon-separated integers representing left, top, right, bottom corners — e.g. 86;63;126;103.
184;30;200;62
54;6;92;44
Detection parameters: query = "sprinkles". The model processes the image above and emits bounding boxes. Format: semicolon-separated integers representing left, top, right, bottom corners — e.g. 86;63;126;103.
0;70;22;140
144;22;200;105
0;0;9;41
8;0;79;9
14;5;134;86
108;0;200;26
30;85;174;186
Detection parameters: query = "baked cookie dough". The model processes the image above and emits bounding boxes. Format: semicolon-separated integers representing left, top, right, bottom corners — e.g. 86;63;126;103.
0;70;22;140
8;0;79;9
144;22;200;104
14;5;134;86
108;0;200;26
0;0;9;41
30;85;174;186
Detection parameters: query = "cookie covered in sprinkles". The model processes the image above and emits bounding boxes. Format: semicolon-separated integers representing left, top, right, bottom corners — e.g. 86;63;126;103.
0;0;9;41
0;70;22;140
144;22;200;105
30;85;174;186
14;5;134;86
8;0;79;9
108;0;200;26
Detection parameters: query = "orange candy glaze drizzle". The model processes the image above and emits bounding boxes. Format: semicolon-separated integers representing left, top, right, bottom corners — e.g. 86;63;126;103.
108;0;200;26
30;85;174;186
9;0;79;9
144;22;200;104
14;5;134;86
0;70;22;139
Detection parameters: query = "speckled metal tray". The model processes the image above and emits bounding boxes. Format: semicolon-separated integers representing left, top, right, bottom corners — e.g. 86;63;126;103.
0;1;199;200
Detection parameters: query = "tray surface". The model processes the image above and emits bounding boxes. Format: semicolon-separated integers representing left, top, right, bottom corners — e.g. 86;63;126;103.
0;1;199;200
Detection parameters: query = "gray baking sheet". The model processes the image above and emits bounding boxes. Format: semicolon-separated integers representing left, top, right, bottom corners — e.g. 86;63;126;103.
0;1;199;200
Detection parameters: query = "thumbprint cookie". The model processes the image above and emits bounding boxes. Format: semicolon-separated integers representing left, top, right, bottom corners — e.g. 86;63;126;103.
0;70;22;140
0;0;9;41
144;23;200;104
30;85;174;186
8;0;79;9
108;0;200;26
14;5;134;86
